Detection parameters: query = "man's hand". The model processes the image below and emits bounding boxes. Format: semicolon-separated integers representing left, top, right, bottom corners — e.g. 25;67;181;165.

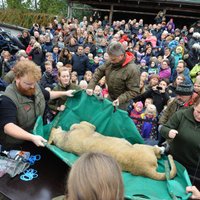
112;99;119;107
32;135;47;147
169;129;178;139
66;90;76;97
57;105;65;111
186;186;200;199
86;89;93;96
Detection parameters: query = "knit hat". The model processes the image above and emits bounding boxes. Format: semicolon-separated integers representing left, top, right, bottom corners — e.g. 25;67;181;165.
134;101;143;109
97;48;104;54
140;59;146;64
175;83;194;96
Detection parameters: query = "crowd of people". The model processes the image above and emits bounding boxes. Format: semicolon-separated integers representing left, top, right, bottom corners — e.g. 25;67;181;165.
0;12;200;198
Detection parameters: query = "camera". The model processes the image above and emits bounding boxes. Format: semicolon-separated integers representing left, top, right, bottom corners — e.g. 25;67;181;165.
156;86;162;90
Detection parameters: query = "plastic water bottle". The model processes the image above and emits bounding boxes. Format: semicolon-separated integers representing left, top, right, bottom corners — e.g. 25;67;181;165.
3;150;30;161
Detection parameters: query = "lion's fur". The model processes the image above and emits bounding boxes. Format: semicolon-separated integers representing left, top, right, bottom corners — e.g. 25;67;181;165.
48;121;177;180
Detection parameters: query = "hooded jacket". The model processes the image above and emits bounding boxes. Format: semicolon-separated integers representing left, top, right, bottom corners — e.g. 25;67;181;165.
160;107;200;175
88;52;140;104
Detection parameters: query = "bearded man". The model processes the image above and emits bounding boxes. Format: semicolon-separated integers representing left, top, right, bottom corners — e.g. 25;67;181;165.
0;60;75;150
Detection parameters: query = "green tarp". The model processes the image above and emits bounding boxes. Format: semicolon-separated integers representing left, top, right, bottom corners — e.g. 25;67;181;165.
33;91;191;200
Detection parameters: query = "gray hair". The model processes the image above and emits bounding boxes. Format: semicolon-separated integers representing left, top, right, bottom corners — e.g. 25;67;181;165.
106;42;125;56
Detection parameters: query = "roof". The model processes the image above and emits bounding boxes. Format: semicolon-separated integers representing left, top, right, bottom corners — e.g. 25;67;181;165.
68;0;200;20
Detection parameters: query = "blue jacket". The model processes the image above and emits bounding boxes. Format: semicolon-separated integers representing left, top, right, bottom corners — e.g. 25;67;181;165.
72;53;89;76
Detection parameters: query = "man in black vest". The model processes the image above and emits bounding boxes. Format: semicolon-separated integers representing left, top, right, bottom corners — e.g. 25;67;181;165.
0;60;75;150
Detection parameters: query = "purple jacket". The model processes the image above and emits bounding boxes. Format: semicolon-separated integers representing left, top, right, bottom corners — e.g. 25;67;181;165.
159;67;171;79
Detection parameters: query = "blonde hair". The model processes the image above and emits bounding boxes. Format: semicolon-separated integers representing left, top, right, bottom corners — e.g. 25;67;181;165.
58;67;69;77
14;60;41;81
67;152;124;200
143;104;157;118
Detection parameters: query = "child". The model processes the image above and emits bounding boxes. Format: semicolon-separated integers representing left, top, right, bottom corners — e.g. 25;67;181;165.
84;70;93;83
56;61;64;69
99;52;109;65
140;71;149;84
143;98;153;111
71;71;78;85
129;101;144;126
140;104;158;145
148;59;159;76
94;85;103;98
89;56;99;73
79;80;88;90
139;59;148;73
88;53;94;72
98;76;109;98
52;61;64;78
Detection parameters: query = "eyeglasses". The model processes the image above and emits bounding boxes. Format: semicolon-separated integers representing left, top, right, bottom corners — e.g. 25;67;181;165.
23;81;36;87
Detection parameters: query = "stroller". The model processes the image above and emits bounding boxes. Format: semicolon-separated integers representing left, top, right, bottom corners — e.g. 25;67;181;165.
0;28;24;55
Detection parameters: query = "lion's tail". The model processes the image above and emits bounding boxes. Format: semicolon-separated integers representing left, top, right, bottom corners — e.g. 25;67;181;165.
147;154;177;180
168;154;177;179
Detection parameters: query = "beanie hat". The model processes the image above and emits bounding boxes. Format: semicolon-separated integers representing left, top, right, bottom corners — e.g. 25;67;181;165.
97;48;104;54
175;83;193;96
135;101;143;109
140;59;146;64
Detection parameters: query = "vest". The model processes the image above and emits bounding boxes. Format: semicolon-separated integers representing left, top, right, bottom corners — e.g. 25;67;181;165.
1;83;45;147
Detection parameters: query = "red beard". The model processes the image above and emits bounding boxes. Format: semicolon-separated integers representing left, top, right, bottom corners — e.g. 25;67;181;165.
17;82;35;96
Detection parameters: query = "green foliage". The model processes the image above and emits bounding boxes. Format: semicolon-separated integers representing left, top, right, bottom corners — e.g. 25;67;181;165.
0;9;55;28
72;3;92;20
0;0;92;27
38;0;67;15
7;0;32;9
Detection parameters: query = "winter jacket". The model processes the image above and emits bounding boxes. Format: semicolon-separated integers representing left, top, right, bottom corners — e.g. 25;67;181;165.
190;63;200;82
158;93;198;125
88;52;140;105
171;52;182;69
48;82;80;112
160;107;200;176
72;53;90;76
159;67;171;80
172;67;192;84
42;42;53;53
40;72;56;90
133;89;169;114
28;47;45;67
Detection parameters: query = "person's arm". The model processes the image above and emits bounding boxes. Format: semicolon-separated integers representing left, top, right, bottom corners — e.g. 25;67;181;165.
117;64;140;104
87;64;106;94
49;90;75;100
160;110;182;139
132;89;152;103
4;123;47;147
186;186;200;199
158;102;171;125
